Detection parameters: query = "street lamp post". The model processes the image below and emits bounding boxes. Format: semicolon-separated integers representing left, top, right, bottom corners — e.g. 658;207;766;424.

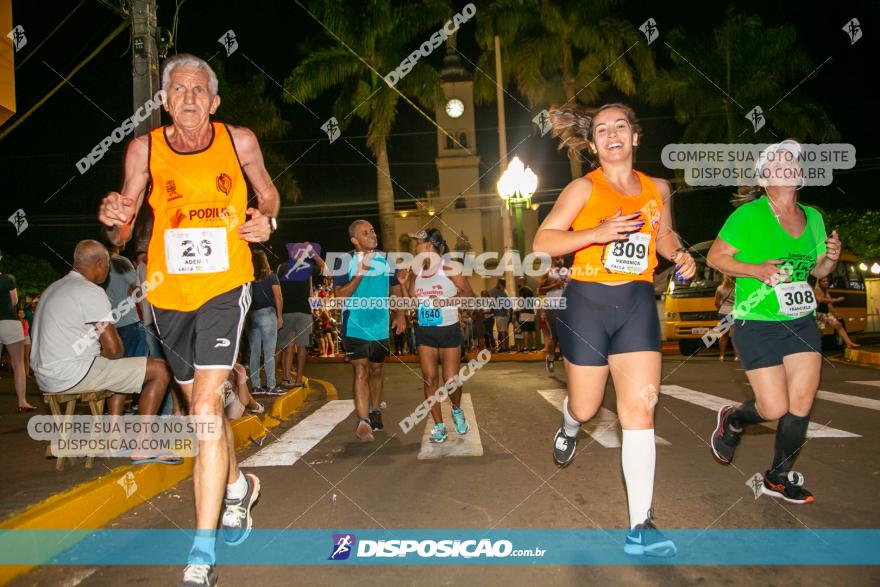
497;156;539;257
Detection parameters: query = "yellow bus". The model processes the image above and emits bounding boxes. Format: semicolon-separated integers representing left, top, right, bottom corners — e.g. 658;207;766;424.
662;242;867;354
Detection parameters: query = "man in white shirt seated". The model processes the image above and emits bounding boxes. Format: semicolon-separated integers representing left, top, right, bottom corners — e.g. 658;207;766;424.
30;240;170;416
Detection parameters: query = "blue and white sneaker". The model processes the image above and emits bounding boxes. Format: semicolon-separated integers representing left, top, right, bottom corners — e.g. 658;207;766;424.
623;511;677;557
221;473;261;546
429;422;448;443
452;407;469;435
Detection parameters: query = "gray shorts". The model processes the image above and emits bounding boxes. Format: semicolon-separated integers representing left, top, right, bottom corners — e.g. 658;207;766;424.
278;312;313;349
64;356;147;395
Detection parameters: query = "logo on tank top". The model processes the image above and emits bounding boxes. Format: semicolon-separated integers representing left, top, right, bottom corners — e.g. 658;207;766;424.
641;199;661;232
165;180;182;201
216;172;232;195
170;209;187;229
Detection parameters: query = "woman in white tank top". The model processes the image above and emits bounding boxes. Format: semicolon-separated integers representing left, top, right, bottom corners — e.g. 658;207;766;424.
406;228;475;443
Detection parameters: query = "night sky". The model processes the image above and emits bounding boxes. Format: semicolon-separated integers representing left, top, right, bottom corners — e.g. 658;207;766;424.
1;0;878;273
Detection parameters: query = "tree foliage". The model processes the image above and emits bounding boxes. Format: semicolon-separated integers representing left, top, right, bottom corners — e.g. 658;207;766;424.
643;9;839;143
822;209;880;259
215;63;301;203
0;254;59;300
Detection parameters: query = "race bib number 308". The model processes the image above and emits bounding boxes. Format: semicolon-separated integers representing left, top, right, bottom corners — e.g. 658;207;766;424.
164;228;229;274
774;281;817;318
603;232;650;274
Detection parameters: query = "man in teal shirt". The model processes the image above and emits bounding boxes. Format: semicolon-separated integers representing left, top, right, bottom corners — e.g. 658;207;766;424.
333;220;407;441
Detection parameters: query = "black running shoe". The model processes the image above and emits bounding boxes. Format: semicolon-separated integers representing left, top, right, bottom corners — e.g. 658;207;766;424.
221;473;261;545
368;410;383;431
710;405;742;464
553;426;577;467
624;513;677;557
762;470;814;504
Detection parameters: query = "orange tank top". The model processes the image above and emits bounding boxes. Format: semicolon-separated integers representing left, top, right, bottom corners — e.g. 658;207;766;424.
570;168;663;283
146;122;254;311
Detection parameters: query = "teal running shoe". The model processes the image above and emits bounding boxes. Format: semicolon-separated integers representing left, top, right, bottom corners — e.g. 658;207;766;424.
429;422;448;443
452;407;469;435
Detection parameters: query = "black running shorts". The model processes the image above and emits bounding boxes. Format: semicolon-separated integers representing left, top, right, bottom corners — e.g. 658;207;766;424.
152;284;251;384
732;315;821;371
415;323;462;349
557;280;660;366
343;336;390;363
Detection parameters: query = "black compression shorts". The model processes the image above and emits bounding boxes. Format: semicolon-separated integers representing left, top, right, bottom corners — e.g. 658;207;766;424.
557;280;660;366
152;284;251;384
732;315;821;370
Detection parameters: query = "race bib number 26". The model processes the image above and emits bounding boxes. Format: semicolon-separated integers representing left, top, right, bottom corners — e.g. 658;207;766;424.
164;228;229;274
603;232;650;274
774;281;817;318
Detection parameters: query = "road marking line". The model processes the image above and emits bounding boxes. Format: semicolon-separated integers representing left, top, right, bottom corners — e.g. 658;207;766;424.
660;385;860;438
241;400;353;467
538;389;671;447
817;389;880;411
848;380;880;389
418;394;483;460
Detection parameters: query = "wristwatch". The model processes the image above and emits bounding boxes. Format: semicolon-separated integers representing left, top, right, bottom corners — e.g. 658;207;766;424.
267;216;278;233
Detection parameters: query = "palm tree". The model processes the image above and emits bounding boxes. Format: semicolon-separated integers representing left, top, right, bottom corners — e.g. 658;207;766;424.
643;9;839;144
284;0;449;248
475;0;655;179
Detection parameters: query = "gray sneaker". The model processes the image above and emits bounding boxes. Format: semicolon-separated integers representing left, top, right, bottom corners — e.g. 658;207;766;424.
221;473;261;545
179;560;217;587
265;385;287;396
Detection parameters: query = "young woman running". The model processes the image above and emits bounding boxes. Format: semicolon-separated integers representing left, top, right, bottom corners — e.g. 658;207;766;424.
533;104;695;557
708;140;843;504
407;228;475;443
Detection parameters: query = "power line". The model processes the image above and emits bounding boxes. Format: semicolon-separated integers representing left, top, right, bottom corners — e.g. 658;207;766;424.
0;19;129;142
14;0;88;70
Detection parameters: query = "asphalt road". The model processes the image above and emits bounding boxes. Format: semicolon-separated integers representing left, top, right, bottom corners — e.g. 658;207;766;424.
15;354;880;586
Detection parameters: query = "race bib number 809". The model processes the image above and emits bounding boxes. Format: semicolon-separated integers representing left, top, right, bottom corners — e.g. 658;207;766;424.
603;232;650;274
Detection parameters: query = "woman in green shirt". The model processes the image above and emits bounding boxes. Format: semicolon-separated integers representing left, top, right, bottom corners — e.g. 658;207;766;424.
706;140;842;504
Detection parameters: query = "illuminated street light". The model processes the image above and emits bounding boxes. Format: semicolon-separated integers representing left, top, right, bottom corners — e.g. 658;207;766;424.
497;157;538;257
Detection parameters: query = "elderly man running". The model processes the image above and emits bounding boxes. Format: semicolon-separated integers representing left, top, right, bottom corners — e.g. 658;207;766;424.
98;53;280;587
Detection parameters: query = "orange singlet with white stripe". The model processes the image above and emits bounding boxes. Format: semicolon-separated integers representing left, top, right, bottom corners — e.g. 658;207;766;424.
570;168;663;283
145;121;254;312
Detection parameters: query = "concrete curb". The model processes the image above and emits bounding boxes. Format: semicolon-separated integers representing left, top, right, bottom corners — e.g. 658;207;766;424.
0;377;337;585
844;347;880;367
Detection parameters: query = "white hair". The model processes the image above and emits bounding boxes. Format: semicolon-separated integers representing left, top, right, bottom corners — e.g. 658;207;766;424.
161;53;219;96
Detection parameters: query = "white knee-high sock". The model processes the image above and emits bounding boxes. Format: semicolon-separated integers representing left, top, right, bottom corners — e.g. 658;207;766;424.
561;396;581;437
621;428;655;529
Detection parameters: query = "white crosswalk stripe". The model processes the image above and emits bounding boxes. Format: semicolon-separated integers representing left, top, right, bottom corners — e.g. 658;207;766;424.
240;400;353;467
537;389;671;447
848;380;880;389
817;389;880;411
418;394;483;460
660;385;860;438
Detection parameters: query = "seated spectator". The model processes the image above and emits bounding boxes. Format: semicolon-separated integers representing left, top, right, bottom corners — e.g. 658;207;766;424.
30;240;171;420
104;238;148;357
223;363;264;419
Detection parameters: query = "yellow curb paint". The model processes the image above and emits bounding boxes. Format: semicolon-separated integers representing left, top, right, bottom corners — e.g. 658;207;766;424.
306;376;338;400
263;387;309;430
846;348;880;366
0;413;277;584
